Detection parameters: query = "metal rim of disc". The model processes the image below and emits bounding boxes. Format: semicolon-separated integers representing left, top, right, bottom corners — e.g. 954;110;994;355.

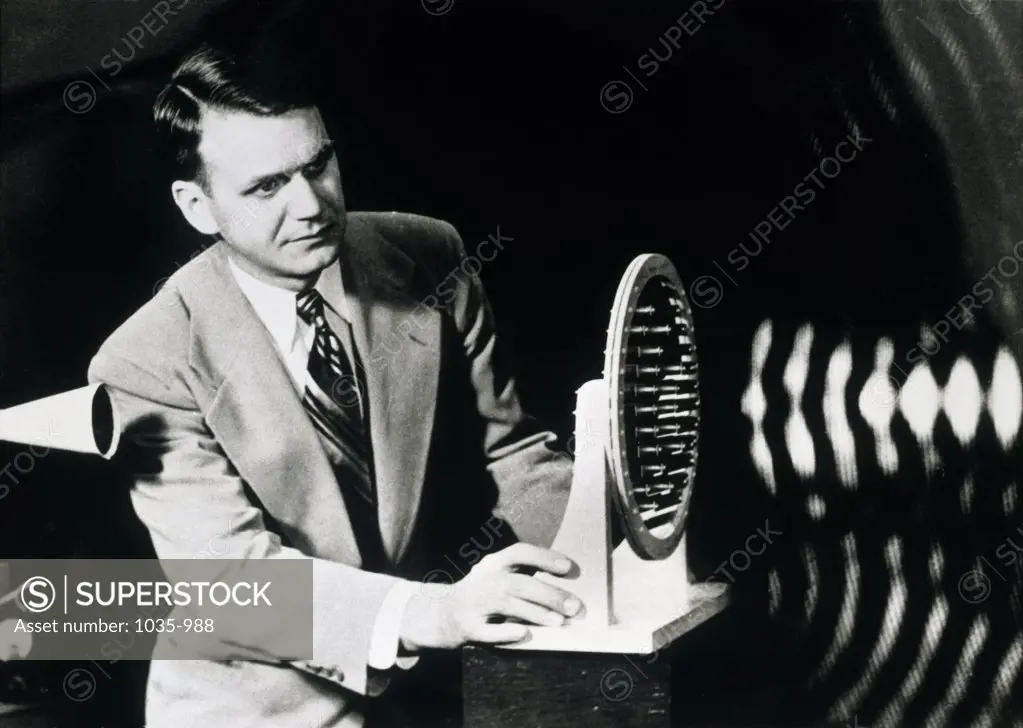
604;254;699;560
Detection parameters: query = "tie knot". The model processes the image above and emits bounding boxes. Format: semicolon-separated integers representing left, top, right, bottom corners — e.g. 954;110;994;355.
296;288;325;325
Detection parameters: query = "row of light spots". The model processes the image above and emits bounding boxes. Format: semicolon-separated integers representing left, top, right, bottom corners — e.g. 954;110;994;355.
742;320;1023;519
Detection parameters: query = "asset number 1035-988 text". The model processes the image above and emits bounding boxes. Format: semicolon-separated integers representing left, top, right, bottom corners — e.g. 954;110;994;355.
135;618;215;633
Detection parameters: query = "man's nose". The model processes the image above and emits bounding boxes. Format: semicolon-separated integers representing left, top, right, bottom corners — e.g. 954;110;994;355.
286;175;324;219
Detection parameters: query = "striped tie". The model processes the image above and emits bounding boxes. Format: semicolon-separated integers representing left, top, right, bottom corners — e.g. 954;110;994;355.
296;289;387;569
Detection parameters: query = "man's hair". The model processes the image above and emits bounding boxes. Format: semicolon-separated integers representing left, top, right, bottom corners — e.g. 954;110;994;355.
153;37;320;188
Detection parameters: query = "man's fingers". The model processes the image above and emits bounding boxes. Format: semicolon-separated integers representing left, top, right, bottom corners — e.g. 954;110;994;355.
471;623;530;644
485;543;574;576
492;596;566;627
506;574;582;617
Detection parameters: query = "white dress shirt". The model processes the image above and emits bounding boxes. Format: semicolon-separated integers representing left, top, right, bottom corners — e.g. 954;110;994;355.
227;255;419;673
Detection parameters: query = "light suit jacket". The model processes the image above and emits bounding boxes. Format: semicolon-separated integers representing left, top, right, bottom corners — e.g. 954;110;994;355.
87;211;572;727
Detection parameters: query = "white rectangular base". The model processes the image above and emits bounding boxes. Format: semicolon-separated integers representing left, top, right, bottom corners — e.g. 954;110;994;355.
498;580;729;654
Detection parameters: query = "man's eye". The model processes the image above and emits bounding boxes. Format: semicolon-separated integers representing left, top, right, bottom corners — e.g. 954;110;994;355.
255;179;281;196
305;156;329;177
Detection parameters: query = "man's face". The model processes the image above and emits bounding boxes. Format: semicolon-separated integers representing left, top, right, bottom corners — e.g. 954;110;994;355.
190;106;345;289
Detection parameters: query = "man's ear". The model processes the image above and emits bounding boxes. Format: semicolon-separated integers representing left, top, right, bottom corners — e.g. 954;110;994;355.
171;180;220;235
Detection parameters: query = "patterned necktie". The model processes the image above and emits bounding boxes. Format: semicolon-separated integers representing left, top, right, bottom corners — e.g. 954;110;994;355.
296;288;387;569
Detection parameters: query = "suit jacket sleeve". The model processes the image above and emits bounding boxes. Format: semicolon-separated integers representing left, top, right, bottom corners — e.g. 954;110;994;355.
88;343;404;697
436;224;573;547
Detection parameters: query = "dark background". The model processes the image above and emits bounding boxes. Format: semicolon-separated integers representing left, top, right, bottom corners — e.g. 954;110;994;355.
1;0;1021;726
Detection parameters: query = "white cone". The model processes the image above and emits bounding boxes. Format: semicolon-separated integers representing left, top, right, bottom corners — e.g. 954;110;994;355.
0;383;120;459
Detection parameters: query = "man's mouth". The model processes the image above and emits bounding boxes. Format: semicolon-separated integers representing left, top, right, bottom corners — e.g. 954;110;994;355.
290;223;336;242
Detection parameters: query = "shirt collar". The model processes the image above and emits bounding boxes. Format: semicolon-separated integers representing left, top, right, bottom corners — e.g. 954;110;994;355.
227;255;350;352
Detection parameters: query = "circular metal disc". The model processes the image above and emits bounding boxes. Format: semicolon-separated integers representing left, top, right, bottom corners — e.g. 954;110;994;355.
604;254;700;560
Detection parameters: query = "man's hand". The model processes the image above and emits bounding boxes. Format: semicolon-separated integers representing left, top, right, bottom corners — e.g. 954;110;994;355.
399;543;582;652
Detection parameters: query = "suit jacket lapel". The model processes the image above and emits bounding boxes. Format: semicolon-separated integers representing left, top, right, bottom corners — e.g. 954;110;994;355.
339;219;441;563
189;245;361;564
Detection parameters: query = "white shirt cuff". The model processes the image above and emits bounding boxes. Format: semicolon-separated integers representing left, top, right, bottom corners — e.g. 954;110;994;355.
367;580;421;671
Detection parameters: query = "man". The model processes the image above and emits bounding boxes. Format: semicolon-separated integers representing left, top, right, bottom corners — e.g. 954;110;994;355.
88;38;579;726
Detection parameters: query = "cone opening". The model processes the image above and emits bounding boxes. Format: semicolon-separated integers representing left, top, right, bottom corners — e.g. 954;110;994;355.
92;386;116;457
